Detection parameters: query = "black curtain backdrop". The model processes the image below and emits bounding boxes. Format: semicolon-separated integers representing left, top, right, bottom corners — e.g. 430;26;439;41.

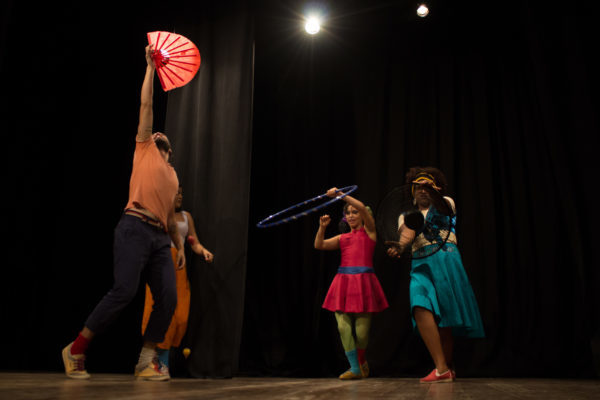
240;0;600;379
165;0;254;378
1;0;599;380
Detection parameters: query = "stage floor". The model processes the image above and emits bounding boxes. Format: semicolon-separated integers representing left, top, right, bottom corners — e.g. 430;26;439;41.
1;373;598;399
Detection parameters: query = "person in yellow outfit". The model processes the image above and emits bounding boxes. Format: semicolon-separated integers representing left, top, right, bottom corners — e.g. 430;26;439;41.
141;186;214;377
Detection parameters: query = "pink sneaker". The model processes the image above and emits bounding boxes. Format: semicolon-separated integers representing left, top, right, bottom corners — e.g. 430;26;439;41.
420;368;453;383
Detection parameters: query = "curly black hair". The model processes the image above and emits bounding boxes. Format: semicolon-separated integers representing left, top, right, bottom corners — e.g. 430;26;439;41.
405;166;448;195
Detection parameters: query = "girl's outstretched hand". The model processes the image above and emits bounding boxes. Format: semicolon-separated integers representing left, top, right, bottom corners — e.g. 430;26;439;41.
326;187;342;198
319;214;331;228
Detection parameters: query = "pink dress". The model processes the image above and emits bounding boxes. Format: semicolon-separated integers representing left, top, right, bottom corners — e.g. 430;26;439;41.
322;227;389;313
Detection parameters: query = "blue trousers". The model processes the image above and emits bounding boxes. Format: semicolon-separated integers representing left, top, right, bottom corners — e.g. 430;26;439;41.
85;214;177;343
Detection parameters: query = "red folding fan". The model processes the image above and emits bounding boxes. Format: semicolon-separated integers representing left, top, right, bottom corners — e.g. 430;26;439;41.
147;31;201;91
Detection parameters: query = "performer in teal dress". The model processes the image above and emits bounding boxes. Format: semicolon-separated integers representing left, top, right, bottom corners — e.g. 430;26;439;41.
387;167;484;383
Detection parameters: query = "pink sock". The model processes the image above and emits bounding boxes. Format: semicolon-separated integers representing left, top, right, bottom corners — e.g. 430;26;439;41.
70;333;90;355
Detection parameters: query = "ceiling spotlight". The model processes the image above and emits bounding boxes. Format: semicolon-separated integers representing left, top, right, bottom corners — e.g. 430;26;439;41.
305;16;321;34
417;4;429;17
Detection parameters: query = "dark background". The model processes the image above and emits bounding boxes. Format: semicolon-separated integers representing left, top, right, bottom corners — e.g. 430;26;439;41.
1;0;599;379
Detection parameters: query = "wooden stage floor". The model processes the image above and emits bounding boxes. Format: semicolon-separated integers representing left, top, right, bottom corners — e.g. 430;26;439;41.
1;373;598;400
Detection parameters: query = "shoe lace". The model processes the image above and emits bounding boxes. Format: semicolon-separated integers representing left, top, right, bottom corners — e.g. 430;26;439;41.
159;363;169;375
152;358;169;375
74;357;86;371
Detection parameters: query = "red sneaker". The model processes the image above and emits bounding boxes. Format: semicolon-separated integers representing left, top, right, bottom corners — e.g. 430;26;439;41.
420;368;453;383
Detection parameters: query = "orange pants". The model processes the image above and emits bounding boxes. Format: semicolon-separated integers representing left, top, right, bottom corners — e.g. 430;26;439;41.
141;247;190;349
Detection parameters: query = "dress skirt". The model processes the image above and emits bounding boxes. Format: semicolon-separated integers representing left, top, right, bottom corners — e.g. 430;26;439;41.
410;243;484;337
323;268;389;313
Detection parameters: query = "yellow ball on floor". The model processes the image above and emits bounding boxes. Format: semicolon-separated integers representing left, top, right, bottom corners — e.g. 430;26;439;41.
183;348;191;358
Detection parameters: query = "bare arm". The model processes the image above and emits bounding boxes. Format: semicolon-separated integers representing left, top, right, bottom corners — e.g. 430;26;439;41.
136;45;155;142
326;187;376;240
397;224;416;249
185;211;214;263
314;215;341;251
429;190;453;216
168;207;186;269
415;181;454;216
386;215;416;258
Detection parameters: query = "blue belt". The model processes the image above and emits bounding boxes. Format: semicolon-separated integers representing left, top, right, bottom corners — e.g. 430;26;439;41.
337;266;374;274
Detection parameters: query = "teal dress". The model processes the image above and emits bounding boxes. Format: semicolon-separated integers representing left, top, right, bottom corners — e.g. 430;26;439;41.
408;204;485;338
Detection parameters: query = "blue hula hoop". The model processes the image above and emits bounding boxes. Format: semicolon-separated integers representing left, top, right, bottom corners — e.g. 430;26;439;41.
257;185;358;228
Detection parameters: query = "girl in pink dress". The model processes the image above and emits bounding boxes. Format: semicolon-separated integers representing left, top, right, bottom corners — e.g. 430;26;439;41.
315;187;389;380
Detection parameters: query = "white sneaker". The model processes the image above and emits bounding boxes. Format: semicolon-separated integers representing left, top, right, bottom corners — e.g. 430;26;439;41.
61;342;90;380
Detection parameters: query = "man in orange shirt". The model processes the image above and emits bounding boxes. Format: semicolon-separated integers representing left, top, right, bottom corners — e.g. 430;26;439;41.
61;44;185;381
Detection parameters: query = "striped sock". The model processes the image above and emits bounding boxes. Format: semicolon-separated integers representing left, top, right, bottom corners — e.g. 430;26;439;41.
136;346;156;370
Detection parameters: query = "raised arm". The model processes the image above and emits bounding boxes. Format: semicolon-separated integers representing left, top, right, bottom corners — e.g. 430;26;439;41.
314;214;341;251
415;181;454;216
136;45;156;142
326;187;376;239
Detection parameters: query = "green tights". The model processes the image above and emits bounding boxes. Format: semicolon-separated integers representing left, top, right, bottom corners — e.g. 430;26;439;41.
334;312;372;352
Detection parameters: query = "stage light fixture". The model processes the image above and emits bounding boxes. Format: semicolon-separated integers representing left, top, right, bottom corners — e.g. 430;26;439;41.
417;4;429;17
305;16;321;34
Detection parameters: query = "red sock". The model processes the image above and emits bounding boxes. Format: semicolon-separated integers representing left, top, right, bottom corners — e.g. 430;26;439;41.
357;349;366;365
70;333;91;355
